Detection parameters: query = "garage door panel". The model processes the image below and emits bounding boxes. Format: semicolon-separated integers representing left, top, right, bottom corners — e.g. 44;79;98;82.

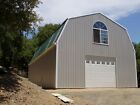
85;59;116;88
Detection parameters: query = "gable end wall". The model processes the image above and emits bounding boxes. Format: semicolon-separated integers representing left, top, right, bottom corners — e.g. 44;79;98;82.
56;14;137;88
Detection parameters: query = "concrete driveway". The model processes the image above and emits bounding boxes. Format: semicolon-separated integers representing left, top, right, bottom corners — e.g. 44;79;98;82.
48;88;140;105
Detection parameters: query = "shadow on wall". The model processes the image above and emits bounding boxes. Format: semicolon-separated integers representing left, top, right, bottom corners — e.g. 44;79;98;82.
0;71;21;103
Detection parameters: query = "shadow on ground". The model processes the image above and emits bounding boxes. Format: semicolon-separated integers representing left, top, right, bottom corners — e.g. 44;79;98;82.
0;71;21;103
0;95;8;103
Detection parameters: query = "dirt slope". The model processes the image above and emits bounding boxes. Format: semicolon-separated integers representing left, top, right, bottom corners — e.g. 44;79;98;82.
0;72;64;105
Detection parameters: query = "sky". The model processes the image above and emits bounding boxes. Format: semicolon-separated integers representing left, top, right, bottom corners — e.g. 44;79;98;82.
36;0;140;43
117;13;140;43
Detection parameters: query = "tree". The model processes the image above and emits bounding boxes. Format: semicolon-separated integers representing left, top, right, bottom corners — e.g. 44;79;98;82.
0;0;41;68
134;42;140;86
0;0;61;72
135;43;140;72
0;0;41;32
17;37;37;70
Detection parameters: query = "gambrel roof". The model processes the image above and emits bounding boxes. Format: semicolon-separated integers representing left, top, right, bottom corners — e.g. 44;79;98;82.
29;13;130;65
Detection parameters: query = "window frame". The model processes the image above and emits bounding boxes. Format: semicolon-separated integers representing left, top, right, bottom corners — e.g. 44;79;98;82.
93;22;109;45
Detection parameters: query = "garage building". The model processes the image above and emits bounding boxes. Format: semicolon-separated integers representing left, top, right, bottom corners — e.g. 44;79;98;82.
29;13;137;88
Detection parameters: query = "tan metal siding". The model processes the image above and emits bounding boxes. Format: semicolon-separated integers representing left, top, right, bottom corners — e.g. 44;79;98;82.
29;46;56;88
57;13;137;88
57;19;85;88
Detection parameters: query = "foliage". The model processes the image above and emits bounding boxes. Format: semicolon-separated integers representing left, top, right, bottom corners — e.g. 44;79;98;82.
134;43;140;72
0;0;41;31
17;37;38;71
134;42;140;87
0;0;41;68
36;24;60;46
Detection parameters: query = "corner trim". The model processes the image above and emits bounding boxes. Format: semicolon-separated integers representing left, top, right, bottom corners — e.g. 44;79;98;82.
125;30;138;87
55;19;69;88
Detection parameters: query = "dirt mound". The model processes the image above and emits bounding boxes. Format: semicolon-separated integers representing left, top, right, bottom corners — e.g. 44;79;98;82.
0;72;64;105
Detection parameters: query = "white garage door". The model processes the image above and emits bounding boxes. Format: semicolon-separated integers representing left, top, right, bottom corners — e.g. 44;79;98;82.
85;60;116;87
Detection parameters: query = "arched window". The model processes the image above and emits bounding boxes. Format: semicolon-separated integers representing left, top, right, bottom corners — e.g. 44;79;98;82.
93;21;108;44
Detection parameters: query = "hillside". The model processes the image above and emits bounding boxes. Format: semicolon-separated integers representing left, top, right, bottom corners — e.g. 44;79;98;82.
0;72;64;105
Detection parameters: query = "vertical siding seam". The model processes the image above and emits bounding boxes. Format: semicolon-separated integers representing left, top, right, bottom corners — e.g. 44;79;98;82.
115;58;117;87
74;19;76;88
75;19;77;87
55;43;58;88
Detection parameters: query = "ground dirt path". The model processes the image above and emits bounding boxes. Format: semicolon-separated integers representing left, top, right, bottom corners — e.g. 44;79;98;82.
48;88;140;105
